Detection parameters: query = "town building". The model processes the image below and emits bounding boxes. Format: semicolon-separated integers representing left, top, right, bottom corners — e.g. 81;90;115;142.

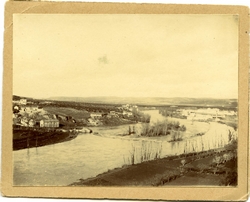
109;111;119;117
122;111;133;116
40;119;59;128
87;118;98;126
12;100;20;104
19;99;27;105
90;113;102;119
121;104;139;112
20;117;29;126
13;105;19;110
19;105;43;114
28;119;35;127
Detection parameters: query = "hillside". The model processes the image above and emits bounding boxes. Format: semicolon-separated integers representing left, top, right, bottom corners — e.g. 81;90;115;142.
48;96;237;107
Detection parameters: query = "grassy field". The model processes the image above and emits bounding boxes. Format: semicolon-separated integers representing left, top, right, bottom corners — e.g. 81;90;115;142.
44;107;90;119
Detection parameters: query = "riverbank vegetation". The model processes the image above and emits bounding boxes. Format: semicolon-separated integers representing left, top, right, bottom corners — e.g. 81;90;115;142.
159;108;186;119
140;120;186;137
70;138;237;187
71;125;238;187
131;111;151;123
124;141;163;165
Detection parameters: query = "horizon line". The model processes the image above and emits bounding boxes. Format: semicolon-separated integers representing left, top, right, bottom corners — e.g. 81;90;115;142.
13;94;238;100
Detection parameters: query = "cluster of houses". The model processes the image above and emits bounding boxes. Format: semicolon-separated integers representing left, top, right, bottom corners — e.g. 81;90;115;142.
87;111;132;126
16;105;44;114
118;104;139;112
13;99;140;127
12;98;27;105
178;108;237;121
12;98;36;106
14;115;59;128
87;104;138;126
87;112;102;126
13;99;59;128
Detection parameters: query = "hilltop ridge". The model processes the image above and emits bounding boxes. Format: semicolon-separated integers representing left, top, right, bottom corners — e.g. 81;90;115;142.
47;96;237;107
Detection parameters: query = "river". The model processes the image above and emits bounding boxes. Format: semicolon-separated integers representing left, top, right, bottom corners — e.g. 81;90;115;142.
13;110;236;186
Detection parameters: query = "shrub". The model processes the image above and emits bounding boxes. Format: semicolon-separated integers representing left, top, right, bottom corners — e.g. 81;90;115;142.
213;156;222;167
140;120;186;138
197;164;208;173
181;159;186;166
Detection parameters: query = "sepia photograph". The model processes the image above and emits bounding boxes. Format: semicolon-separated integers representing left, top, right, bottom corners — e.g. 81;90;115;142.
12;13;239;187
1;1;249;200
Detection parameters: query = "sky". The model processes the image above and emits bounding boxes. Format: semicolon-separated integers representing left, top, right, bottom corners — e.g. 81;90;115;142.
13;14;238;99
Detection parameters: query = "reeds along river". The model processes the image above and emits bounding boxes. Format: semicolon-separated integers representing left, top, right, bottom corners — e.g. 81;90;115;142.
13;110;237;186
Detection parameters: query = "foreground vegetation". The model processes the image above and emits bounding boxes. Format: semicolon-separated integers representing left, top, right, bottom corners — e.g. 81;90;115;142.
70;139;237;187
139;120;186;142
124;141;163;165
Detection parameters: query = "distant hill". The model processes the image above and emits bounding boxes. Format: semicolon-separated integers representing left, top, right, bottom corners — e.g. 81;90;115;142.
47;96;237;107
13;95;34;101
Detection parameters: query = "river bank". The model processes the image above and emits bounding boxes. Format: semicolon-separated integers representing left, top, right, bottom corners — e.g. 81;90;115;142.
70;142;237;186
13;128;79;151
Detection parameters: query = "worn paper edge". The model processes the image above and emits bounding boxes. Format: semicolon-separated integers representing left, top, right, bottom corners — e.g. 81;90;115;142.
1;1;249;201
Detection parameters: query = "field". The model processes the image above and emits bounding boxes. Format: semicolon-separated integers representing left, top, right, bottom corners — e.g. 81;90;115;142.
44;106;90;119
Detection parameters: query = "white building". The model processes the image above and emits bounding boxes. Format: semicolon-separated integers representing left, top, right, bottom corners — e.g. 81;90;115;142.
90;113;102;119
19;105;43;114
122;111;133;116
40;119;59;128
87;118;98;126
28;119;35;127
20;117;29;126
19;99;27;105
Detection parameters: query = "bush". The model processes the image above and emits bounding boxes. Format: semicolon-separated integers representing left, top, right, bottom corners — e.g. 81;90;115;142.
197;164;208;173
181;159;186;166
140;120;186;138
213;156;222;166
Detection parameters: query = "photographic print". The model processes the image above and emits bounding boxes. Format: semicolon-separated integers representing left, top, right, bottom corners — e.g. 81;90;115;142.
2;1;249;200
12;13;239;187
